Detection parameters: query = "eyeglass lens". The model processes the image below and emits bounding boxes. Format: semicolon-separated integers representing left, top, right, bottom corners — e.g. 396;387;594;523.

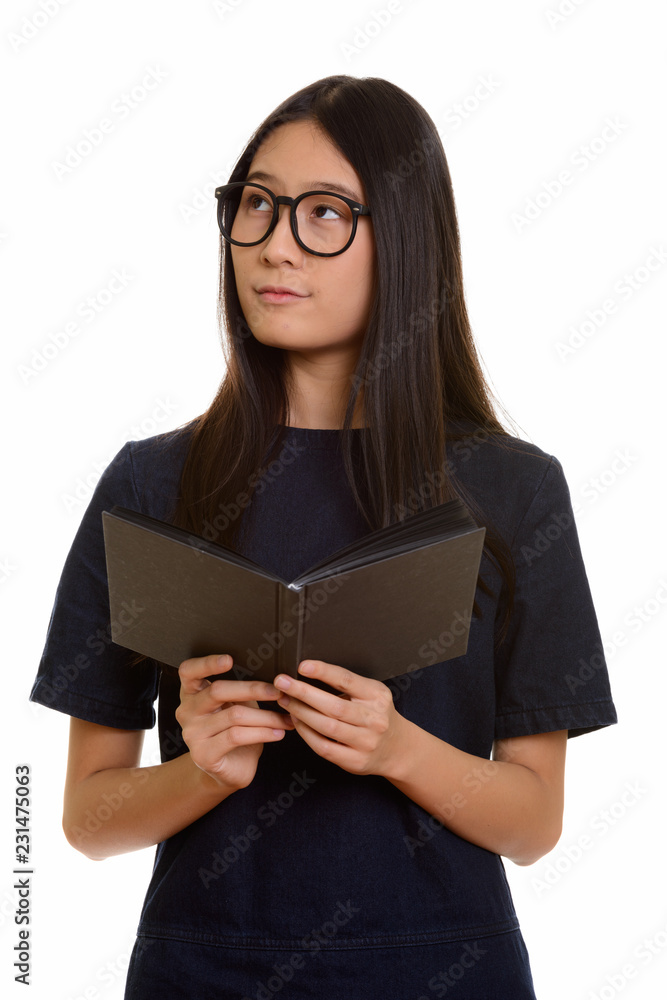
220;184;355;254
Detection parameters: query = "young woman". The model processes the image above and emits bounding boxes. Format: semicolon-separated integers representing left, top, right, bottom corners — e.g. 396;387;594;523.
31;75;617;999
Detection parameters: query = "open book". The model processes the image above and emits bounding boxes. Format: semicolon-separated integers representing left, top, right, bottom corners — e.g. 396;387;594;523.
101;499;485;685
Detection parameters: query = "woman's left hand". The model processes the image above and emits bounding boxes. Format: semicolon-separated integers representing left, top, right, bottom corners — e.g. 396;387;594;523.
272;660;412;778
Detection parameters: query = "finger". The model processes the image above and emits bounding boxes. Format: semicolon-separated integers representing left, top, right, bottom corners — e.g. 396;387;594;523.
183;704;295;741
273;666;379;721
293;660;381;700
217;703;295;731
183;679;281;715
208;678;283;707
273;676;353;721
278;697;367;747
290;716;361;770
201;724;292;760
179;653;235;694
275;687;367;731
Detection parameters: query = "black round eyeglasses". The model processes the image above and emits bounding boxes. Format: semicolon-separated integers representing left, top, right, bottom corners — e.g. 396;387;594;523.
214;181;371;258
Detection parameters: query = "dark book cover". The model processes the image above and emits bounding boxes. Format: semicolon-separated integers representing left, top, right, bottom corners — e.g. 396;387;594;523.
102;499;485;685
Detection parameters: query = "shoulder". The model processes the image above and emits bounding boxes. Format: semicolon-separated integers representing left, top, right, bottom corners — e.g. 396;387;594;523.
447;418;559;486
125;419;197;476
100;419;197;520
446;420;570;541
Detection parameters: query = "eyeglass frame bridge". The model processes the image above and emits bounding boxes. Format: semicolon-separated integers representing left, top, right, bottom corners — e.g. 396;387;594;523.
214;181;371;258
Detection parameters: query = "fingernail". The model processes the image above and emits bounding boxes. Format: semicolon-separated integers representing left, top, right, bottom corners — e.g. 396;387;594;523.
274;675;291;689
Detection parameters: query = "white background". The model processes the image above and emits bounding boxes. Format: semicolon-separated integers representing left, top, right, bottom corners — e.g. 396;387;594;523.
2;1;666;998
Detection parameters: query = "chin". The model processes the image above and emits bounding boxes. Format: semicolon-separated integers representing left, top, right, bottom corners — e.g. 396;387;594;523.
277;336;342;355
250;328;307;349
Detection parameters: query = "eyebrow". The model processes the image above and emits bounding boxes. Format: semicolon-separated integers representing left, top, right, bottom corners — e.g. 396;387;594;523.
244;170;363;203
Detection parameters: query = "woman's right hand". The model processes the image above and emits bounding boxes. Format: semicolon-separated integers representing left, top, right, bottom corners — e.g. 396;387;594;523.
176;653;295;792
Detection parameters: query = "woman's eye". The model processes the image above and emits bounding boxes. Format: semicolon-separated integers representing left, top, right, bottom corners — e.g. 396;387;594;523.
247;195;272;212
312;204;342;221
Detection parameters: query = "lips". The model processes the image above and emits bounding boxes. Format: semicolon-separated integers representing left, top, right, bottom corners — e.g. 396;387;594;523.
257;285;308;297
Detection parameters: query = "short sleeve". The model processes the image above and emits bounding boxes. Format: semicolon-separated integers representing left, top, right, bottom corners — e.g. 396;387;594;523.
493;455;618;739
29;442;159;729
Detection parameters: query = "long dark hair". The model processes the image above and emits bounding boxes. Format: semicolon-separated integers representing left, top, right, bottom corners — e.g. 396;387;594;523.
141;75;538;658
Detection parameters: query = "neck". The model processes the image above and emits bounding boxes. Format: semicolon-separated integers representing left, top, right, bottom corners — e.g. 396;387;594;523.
282;345;365;430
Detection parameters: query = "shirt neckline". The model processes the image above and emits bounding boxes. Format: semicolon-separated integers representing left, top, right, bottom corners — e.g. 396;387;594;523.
276;425;366;449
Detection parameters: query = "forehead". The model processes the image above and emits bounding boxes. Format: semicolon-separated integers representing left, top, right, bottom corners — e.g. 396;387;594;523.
247;121;366;202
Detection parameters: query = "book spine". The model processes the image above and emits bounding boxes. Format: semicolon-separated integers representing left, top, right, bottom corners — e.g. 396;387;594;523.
295;586;305;672
276;585;302;678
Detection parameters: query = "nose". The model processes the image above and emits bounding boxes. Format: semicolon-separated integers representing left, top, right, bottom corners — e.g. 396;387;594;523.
260;203;304;264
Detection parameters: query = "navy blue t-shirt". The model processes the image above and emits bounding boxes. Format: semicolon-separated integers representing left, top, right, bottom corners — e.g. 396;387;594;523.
30;423;617;1000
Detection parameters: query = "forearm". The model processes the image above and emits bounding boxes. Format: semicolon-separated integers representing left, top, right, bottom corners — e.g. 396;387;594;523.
383;718;563;865
63;752;236;861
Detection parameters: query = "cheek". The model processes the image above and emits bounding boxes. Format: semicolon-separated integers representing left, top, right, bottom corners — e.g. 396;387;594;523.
348;238;376;300
230;252;242;285
339;258;375;318
230;247;248;277
231;257;252;308
320;269;373;334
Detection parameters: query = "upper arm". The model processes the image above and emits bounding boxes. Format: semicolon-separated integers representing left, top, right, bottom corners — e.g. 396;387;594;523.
63;717;145;805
